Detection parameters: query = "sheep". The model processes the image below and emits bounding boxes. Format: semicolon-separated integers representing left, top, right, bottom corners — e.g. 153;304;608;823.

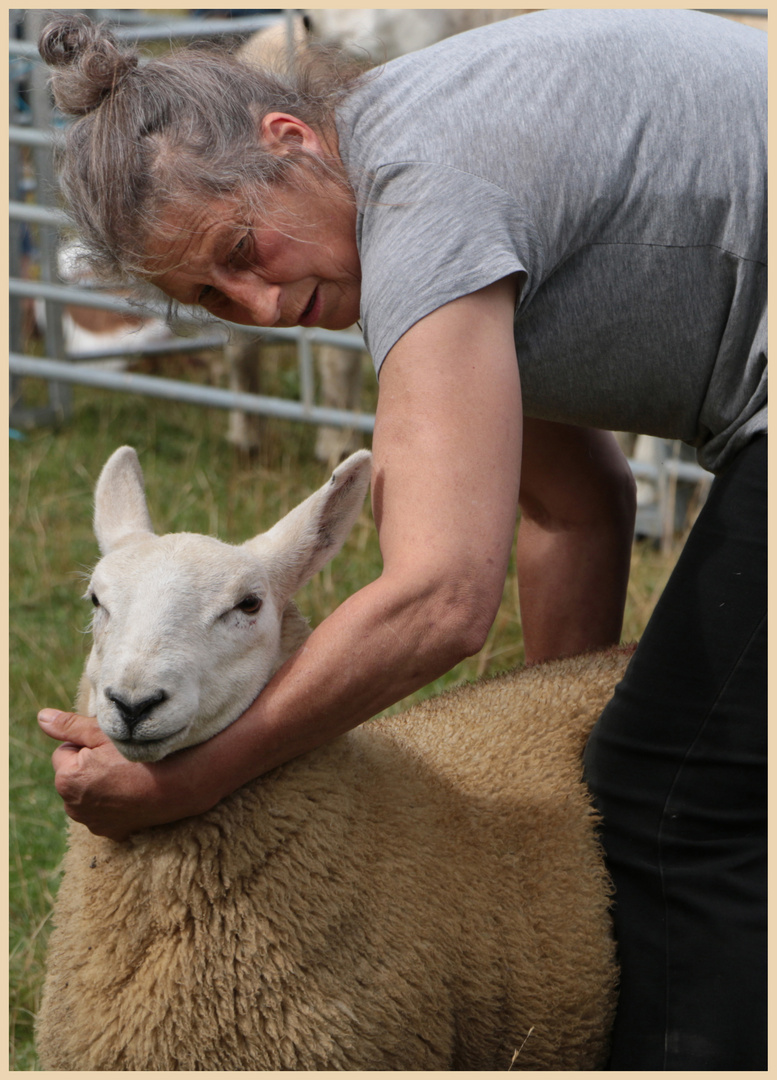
239;10;534;67
220;327;365;464
33;240;176;369
35;444;626;1070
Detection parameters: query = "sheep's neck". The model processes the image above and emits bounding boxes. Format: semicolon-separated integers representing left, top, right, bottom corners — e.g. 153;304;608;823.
273;602;312;676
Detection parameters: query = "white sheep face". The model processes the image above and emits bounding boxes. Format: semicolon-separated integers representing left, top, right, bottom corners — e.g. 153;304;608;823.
86;534;284;762
84;446;372;763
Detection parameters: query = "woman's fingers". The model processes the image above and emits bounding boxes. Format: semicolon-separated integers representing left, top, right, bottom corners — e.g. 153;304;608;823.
38;708;107;749
36;706;224;838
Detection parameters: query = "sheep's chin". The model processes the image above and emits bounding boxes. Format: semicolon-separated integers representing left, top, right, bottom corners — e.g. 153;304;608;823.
111;731;188;763
108;713;240;763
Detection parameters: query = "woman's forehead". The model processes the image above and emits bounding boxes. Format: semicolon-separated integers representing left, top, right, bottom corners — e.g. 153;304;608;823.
145;198;240;274
147;185;294;261
155;196;241;244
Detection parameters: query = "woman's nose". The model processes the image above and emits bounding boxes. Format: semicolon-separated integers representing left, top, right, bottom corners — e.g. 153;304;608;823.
223;276;282;327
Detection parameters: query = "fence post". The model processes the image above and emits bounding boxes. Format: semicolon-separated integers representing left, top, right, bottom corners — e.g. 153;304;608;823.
10;9;73;429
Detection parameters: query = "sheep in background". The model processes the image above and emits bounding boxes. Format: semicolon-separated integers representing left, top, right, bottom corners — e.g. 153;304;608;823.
240;10;534;67
221;326;366;464
36;445;623;1070
33;239;176;370
311;8;534;59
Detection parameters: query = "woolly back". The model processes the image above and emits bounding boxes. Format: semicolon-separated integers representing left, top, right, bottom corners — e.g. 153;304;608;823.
39;645;630;1070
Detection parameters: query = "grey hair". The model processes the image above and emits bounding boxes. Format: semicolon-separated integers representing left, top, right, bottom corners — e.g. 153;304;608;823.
38;13;366;283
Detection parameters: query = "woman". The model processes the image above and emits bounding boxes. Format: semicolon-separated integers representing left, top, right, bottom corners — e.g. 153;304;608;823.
37;10;766;1069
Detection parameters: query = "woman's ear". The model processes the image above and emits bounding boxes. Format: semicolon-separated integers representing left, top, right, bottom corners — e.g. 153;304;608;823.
260;112;324;156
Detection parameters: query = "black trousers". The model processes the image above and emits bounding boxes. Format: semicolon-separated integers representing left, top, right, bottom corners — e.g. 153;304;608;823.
583;435;767;1070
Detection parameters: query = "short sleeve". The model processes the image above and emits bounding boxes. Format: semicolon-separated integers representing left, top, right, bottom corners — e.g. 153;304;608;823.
356;162;541;372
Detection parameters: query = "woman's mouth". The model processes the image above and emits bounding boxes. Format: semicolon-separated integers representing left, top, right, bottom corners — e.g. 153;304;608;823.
298;287;321;327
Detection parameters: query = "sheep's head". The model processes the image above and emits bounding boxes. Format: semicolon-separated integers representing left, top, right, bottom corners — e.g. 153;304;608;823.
83;446;372;762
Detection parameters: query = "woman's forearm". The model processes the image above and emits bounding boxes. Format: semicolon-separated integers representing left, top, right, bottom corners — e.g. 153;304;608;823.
516;421;637;665
39;568;488;840
516;515;633;665
40;281;523;838
204;568;491;803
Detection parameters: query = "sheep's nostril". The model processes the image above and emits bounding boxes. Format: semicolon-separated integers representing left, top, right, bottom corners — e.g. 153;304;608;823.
105;688;168;734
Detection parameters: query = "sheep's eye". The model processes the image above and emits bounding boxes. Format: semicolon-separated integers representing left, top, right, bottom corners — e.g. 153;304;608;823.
90;592;100;607
235;595;262;615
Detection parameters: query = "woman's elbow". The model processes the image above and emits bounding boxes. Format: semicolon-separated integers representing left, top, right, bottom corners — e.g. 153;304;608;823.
428;578;502;663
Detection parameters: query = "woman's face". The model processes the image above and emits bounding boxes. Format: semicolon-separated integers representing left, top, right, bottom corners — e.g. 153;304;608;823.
146;180;362;331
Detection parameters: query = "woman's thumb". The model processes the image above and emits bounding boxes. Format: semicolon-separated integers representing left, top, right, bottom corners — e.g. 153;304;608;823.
38;708;103;746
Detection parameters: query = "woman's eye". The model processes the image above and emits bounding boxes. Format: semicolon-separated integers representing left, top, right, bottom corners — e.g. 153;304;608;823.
235;595;262;615
229;234;252;268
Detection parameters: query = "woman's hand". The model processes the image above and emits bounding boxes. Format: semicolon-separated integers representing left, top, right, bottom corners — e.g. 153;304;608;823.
38;708;225;841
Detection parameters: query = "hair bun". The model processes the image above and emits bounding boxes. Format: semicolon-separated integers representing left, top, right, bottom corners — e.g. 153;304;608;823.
38;13;139;116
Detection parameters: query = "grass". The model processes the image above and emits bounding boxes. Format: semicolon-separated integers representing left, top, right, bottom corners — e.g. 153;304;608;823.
9;353;685;1069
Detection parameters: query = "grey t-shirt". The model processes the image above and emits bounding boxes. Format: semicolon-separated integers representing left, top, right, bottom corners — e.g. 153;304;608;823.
335;9;767;473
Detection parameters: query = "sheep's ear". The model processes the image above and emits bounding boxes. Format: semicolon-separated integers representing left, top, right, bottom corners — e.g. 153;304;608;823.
249;450;372;602
93;446;155;555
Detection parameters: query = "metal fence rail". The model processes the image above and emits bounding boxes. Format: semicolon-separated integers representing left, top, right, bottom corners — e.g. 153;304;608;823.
9;353;375;433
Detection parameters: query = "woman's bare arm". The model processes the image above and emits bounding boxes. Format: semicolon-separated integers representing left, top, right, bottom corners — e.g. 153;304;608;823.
39;275;524;839
517;418;637;664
